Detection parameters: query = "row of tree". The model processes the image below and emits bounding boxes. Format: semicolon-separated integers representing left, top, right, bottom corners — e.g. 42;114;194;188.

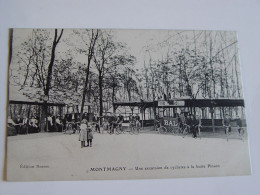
138;31;242;102
10;29;138;130
9;29;243;130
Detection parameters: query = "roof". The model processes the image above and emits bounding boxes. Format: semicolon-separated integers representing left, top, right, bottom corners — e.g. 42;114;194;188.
114;98;245;108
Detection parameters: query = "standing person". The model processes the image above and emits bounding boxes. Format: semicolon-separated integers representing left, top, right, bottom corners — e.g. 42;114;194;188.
47;114;53;131
236;115;242;135
129;114;134;130
87;127;94;147
135;113;140;122
190;115;199;138
135;114;141;132
116;114;124;132
79;119;88;148
178;113;185;131
223;114;231;134
93;113;100;133
186;114;192;133
110;114;117;134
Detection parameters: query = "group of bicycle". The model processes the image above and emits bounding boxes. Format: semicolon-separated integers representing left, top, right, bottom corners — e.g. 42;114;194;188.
101;113;141;135
155;113;201;138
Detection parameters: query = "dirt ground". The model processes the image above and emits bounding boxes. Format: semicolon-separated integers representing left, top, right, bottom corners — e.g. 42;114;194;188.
6;129;251;181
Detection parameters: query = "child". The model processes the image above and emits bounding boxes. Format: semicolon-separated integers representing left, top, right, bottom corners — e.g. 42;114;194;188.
87;127;94;147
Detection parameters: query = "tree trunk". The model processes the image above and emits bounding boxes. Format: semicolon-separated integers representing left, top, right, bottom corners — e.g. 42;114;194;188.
80;30;99;121
99;72;103;116
39;29;63;132
112;81;116;113
40;102;48;132
88;80;92;113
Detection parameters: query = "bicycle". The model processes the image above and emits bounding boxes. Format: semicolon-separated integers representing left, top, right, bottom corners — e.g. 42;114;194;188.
101;121;110;134
114;123;125;135
180;124;190;137
129;121;136;135
224;125;231;141
156;123;169;134
237;126;245;141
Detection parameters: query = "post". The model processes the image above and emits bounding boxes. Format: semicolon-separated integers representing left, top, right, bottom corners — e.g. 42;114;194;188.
141;107;144;130
27;105;31;134
210;107;215;133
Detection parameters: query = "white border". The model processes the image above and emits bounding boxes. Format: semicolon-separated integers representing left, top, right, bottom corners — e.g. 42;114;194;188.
0;0;259;194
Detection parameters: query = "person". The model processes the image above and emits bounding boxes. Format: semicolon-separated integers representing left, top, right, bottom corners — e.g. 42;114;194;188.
134;114;141;131
109;114;117;134
102;117;109;132
129;114;135;129
47;114;53;131
86;127;94;147
13;115;24;134
236;115;242;134
223;114;231;134
29;116;39;133
155;115;161;129
93;113;100;133
55;116;63;132
116;114;124;132
72;114;79;134
190;115;199;138
185;114;192;131
135;114;140;122
79;119;88;148
178;113;186;130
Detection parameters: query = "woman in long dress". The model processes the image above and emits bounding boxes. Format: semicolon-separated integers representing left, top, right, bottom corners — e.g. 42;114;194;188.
79;119;88;148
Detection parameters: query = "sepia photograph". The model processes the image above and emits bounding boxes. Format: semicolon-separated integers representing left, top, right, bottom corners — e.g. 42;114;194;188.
6;28;251;181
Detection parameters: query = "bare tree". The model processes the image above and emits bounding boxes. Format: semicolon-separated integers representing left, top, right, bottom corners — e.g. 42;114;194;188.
74;29;99;120
16;29;63;131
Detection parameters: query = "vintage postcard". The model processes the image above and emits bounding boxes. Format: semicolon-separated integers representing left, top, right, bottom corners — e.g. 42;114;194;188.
5;28;251;181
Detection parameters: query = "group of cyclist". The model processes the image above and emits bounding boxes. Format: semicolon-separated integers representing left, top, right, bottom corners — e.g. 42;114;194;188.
102;113;141;134
155;112;243;138
155;113;200;138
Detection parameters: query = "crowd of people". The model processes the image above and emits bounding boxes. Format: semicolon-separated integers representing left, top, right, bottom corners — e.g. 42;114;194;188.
8;111;243;144
9;115;40;134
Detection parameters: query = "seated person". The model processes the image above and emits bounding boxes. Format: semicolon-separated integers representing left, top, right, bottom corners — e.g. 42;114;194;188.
28;118;38;133
47;115;56;132
55;116;63;132
14;115;24;134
